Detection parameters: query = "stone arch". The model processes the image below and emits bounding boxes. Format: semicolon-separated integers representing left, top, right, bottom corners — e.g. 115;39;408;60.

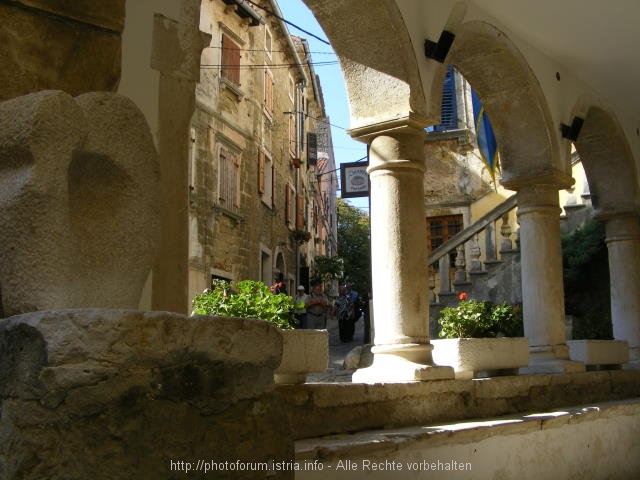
574;105;639;214
444;21;566;185
302;0;427;130
274;249;286;283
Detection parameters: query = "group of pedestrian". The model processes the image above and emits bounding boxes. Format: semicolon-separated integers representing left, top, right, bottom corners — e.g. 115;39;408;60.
293;284;329;329
292;282;361;343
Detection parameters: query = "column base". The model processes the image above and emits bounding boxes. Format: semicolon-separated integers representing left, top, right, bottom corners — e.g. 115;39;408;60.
519;345;585;374
352;343;454;383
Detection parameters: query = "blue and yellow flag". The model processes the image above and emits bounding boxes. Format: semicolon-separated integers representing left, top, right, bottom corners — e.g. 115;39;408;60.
471;90;499;186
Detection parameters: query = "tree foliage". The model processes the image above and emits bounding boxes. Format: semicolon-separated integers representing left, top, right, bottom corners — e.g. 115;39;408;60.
561;219;612;339
336;198;371;293
312;255;344;285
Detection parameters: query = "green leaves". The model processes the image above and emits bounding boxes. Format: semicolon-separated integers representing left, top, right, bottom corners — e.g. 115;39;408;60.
191;279;296;329
438;300;522;338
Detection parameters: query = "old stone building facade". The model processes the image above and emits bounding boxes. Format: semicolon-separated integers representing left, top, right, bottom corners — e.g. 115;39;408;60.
187;0;337;302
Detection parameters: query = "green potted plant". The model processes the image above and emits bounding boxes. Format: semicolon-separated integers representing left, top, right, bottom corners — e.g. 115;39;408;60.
292;229;311;245
431;293;529;379
192;279;328;384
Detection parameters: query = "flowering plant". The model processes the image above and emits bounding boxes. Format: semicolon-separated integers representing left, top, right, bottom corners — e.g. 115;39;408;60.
438;293;523;338
292;229;311;244
192;279;296;329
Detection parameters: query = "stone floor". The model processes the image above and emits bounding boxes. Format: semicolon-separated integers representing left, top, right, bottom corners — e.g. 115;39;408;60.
306;314;367;383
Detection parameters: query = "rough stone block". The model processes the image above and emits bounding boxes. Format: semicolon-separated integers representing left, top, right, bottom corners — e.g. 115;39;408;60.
0;309;293;479
0;91;160;315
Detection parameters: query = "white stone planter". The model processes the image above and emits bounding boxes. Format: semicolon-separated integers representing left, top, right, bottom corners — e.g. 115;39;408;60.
274;329;329;384
431;337;530;380
568;340;629;369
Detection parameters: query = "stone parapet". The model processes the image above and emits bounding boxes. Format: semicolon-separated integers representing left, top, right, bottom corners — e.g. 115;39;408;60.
280;370;640;440
0;309;294;479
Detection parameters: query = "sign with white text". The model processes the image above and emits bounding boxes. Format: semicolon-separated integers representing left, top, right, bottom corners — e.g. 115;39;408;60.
340;161;370;198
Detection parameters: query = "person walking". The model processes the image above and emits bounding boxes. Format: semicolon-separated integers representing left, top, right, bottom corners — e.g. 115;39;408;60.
305;283;329;329
293;285;309;329
335;285;355;342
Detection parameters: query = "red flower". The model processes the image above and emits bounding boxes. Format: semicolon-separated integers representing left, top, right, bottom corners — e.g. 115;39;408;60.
458;292;468;301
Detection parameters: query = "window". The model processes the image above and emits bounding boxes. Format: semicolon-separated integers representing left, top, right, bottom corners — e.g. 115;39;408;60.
427;214;463;252
218;145;240;211
263;69;274;118
285;184;295;225
221;33;241;86
265;28;273;59
296;191;305;230
288;74;295;102
258;149;274;207
288;113;297;157
427;214;463;268
427;65;458;132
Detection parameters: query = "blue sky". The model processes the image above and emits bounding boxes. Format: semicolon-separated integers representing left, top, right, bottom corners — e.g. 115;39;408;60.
278;0;370;212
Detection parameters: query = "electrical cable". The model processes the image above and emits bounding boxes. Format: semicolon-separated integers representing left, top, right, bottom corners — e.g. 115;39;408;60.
243;0;332;46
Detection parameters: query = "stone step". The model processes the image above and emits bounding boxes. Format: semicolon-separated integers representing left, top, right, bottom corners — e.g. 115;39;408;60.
294;397;640;479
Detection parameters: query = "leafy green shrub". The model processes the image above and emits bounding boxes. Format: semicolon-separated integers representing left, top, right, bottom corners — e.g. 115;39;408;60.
562;219;612;339
438;295;523;338
191;279;296;329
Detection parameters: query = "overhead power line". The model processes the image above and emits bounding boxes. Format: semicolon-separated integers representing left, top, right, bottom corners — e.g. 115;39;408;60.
201;61;338;70
206;45;335;56
243;0;332;46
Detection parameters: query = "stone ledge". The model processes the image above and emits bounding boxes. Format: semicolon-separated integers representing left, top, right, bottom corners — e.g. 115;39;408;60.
295;397;640;461
279;370;640;440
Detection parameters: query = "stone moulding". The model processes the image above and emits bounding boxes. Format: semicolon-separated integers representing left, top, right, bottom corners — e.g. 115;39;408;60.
431;337;530;379
275;329;329;384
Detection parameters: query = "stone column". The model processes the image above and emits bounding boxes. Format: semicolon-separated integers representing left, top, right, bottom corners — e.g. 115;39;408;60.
352;127;453;382
513;182;584;373
603;213;640;367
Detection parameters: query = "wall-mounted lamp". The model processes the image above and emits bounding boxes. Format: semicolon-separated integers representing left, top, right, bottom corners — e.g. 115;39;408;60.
560;116;584;142
424;30;455;63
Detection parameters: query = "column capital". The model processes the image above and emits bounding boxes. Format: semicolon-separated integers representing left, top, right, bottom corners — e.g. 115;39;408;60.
501;170;574;193
347;112;429;143
598;212;640;243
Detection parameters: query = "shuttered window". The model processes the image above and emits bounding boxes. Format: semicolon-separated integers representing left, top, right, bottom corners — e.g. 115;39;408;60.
288;113;297;157
296;193;305;230
427;65;458;132
218;146;240;211
221;34;241;85
285;185;294;224
263;69;274;118
258;149;265;194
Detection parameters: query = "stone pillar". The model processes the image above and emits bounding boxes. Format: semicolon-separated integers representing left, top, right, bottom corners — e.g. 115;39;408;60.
602;213;640;367
150;3;210;314
513;182;584;373
352;127;453;382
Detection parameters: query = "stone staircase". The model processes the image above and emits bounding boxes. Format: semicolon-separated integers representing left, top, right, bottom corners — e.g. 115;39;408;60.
428;194;594;336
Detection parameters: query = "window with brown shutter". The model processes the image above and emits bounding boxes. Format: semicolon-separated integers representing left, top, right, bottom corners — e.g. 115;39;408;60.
289;113;297;157
263;69;273;118
221;34;241;85
258;149;265;194
296;193;304;230
218;146;240;211
285;185;294;225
